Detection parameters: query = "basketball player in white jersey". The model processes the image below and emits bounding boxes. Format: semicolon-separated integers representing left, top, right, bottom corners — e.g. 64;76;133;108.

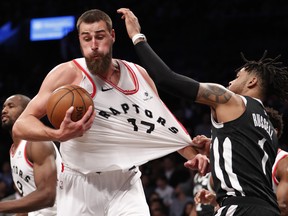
1;94;62;215
12;9;209;216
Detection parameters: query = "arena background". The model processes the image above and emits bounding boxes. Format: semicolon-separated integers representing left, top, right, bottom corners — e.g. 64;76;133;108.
1;0;288;168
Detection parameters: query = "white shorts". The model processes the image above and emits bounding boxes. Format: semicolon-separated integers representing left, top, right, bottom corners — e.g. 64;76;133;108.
57;166;150;216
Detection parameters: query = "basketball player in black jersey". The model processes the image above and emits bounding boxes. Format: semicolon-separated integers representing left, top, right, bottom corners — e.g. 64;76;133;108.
118;8;288;216
193;107;288;216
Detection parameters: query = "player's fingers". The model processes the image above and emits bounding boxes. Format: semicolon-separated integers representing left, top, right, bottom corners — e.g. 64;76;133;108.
117;8;130;17
184;159;197;170
117;8;131;13
194;196;200;204
81;106;95;123
65;106;74;120
198;160;204;174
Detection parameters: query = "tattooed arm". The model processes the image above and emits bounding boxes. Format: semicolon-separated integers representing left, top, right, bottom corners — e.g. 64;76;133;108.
197;83;245;123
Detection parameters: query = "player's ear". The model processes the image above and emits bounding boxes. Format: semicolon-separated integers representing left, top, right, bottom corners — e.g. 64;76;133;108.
111;29;115;43
247;76;258;88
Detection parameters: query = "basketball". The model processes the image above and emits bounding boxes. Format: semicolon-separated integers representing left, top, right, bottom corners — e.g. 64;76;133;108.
46;84;94;129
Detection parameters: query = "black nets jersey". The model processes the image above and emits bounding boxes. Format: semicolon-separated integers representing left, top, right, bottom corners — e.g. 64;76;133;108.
210;96;279;211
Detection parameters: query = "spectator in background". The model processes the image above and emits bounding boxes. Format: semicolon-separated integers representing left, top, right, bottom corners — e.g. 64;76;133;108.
141;172;156;202
162;155;177;184
155;175;174;207
193;113;211;138
149;197;169;216
161;154;192;188
181;201;194;216
169;183;194;216
0;162;13;199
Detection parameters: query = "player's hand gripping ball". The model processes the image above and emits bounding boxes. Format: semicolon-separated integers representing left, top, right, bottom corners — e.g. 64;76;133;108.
46;84;94;128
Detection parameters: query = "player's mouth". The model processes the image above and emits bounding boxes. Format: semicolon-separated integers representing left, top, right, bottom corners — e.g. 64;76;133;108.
1;115;8;123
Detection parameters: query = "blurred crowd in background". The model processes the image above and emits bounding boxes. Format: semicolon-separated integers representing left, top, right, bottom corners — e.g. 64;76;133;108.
1;0;288;215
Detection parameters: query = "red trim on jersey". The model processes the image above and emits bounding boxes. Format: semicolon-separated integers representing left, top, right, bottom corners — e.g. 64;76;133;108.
10;143;16;157
72;59;97;98
10;140;33;168
272;148;288;186
96;60;139;95
119;60;139;94
24;141;33;168
73;59;139;95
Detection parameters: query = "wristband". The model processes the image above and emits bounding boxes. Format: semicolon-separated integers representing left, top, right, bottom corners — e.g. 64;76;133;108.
132;33;147;45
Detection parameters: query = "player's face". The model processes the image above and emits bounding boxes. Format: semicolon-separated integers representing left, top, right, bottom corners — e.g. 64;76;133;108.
228;68;250;94
78;21;115;75
1;96;24;131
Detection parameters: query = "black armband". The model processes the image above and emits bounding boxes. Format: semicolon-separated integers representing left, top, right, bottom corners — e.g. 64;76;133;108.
134;41;200;101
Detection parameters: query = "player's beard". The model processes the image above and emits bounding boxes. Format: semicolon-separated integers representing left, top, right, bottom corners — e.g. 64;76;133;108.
1;119;13;131
85;48;112;76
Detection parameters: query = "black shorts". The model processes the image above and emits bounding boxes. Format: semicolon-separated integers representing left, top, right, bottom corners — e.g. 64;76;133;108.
215;196;280;216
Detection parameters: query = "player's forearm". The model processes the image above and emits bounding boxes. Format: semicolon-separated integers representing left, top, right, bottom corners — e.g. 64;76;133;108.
13;116;58;142
134;41;200;101
0;200;33;213
178;145;199;159
0;191;55;213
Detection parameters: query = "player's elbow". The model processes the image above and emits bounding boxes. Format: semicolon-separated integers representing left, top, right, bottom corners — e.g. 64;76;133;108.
42;189;56;207
12;119;29;141
45;198;56;208
12;120;22;139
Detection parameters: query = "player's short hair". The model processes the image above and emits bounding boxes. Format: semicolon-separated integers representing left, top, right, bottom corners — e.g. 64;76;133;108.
76;9;113;32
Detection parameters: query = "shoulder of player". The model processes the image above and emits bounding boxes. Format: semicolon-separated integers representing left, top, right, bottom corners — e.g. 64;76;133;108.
135;64;149;78
45;61;83;85
275;155;288;180
48;61;78;76
135;64;159;94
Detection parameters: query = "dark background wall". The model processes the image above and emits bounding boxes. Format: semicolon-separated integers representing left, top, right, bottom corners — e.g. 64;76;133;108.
1;0;288;167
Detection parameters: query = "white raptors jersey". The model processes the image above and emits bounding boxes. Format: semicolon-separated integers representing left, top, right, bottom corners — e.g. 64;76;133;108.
272;148;288;192
10;140;62;216
60;58;192;173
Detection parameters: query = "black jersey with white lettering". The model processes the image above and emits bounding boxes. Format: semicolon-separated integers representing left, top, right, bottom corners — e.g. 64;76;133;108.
210;96;279;211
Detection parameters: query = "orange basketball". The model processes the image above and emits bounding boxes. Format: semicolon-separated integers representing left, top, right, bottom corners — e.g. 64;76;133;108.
46;84;94;129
